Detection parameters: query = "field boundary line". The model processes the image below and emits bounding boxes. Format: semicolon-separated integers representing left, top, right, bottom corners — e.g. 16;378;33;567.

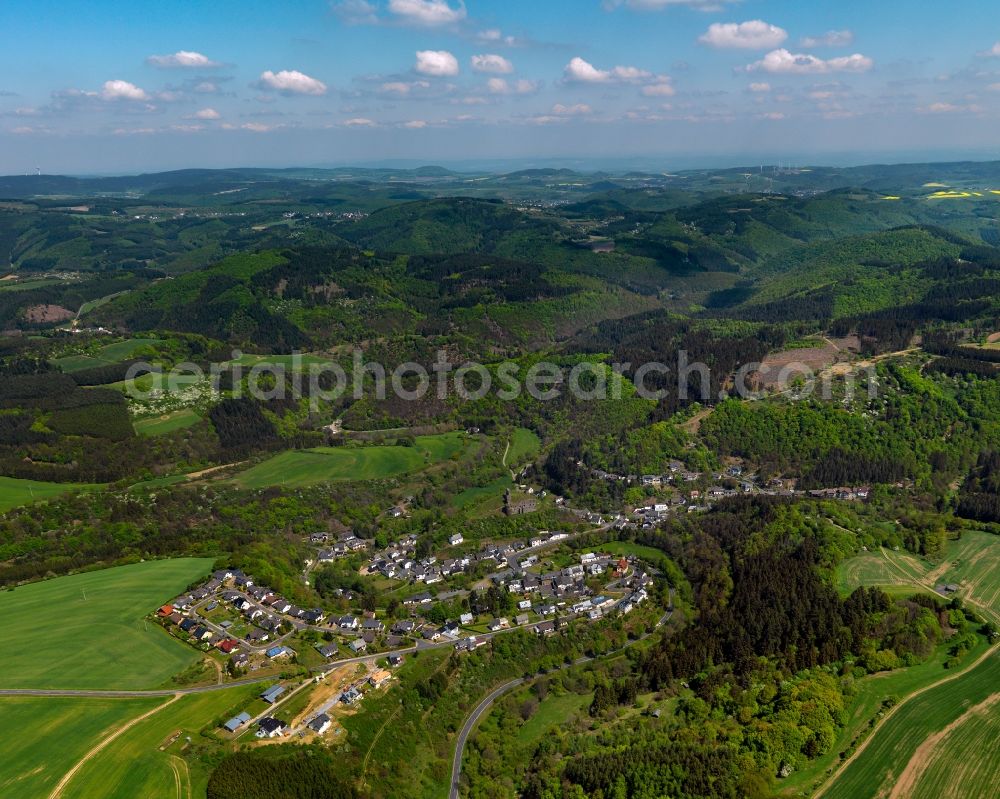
888;691;1000;798
813;645;998;798
47;693;181;799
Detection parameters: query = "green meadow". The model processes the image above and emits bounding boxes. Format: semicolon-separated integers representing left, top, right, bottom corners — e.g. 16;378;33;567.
0;695;160;799
822;649;1000;799
0;558;214;690
54;338;161;373
0;475;97;512
836;531;1000;624
506;427;541;465
133;408;202;436
59;685;258;799
231;432;471;489
222;352;337;371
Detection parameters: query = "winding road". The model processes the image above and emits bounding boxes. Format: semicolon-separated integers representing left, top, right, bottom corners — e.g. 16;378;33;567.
448;597;674;799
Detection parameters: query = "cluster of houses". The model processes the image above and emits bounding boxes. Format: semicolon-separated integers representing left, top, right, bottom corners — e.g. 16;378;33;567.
360;530;575;589
156;603;242;654
156;568;339;666
472;551;653;644
313;531;370;562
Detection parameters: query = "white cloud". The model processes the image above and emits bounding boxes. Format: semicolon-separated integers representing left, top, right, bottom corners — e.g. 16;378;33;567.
487;78;538;95
981;42;1000;57
388;0;465;26
343;117;377;126
758;111;785;120
988;82;1000;92
552;103;592;115
380;80;431;95
101;80;149;101
332;0;379;25
920;102;983;114
146;50;221;69
745;49;873;75
800;30;854;48
193;81;222;94
564;57;652;84
748;81;771;92
258;69;328;95
415;50;460;77
471;54;514;74
241;122;278;132
699;21;788;49
192;107;220;120
403;119;428;128
476;28;519;46
640;78;675;96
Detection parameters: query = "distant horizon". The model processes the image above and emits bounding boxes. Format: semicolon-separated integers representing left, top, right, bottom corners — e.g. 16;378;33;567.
7;150;1000;180
4;1;1000;175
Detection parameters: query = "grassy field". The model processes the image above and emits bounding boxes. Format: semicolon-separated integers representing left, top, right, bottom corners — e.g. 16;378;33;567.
54;338;161;373
454;475;513;511
231;432;472;489
836;531;1000;624
222;352;336;371
809;532;1000;799
0;558;214;690
506;427;541;466
133;408;202;436
0;695;160;799
0;475;98;512
600;540;678;573
516;690;591;747
820;648;1000;799
779;635;993;796
59;685;258;799
907;693;1000;799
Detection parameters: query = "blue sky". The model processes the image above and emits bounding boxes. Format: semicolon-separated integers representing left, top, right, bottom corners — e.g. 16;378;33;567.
2;0;999;173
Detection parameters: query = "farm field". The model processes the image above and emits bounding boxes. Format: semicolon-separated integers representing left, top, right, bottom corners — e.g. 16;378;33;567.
0;695;159;799
836;531;1000;624
221;352;337;371
133;408;202;436
906;695;1000;799
0;475;97;512
54;338;161;372
58;685;258;799
231;432;472;489
820;648;1000;799
778;634;993;796
0;558;214;690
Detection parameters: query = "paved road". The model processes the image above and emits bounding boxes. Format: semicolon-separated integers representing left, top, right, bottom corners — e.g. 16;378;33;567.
448;596;674;799
449;678;525;799
0;615;601;699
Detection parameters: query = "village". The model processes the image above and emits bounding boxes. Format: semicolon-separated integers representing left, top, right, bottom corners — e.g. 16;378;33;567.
152;531;657;742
